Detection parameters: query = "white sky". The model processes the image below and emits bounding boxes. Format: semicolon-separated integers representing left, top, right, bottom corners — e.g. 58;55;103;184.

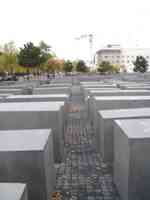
0;0;150;61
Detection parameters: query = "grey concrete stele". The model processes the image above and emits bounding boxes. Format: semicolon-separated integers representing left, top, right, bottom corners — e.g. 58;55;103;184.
0;89;21;95
98;108;150;165
0;183;27;200
33;87;70;95
0;102;65;163
81;84;116;89
86;90;150;117
82;87;119;101
114;119;150;200
121;86;150;90
89;96;150;136
0;130;54;200
89;89;150;97
6;94;69;103
39;83;71;88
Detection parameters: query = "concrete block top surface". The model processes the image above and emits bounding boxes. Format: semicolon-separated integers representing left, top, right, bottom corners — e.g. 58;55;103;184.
99;108;150;119
7;94;68;99
0;85;24;89
0;89;21;91
40;83;71;87
81;81;104;84
0;183;26;200
81;81;114;84
0;94;13;97
0;129;51;151
123;83;150;86
35;87;69;90
115;119;150;139
94;96;150;101
90;89;150;94
84;88;119;91
125;86;150;89
0;102;64;111
83;85;116;88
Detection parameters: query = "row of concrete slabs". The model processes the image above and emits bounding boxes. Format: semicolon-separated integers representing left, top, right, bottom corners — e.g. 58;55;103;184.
0;80;72;200
82;80;150;200
89;95;150;132
0;82;72;97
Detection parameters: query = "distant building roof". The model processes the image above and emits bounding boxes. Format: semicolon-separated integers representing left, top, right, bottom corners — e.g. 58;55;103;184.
96;44;121;54
96;45;150;54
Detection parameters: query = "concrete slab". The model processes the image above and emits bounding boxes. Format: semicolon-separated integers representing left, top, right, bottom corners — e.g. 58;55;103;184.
81;85;117;95
39;83;71;88
90;96;150;137
114;118;150;200
0;89;21;95
87;90;150;117
89;89;150;97
0;93;13;97
6;94;69;102
0;183;27;200
0;130;54;200
82;85;116;89
82;87;119;102
0;85;26;89
33;87;70;95
80;81;104;85
0;84;33;95
51;77;72;84
98;108;150;165
0;102;65;163
122;86;150;90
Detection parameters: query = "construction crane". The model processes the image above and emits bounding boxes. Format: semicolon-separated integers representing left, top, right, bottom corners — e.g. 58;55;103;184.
75;34;94;67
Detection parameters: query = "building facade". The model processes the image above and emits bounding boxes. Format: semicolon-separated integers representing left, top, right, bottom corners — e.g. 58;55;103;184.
95;45;150;72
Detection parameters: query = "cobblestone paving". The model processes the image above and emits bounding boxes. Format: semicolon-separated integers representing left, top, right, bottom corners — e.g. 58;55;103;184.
54;96;121;200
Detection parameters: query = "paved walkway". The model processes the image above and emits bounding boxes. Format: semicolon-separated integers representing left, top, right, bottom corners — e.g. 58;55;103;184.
54;86;120;200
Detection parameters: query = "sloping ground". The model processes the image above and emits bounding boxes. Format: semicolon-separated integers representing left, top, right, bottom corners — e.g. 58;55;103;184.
54;87;120;200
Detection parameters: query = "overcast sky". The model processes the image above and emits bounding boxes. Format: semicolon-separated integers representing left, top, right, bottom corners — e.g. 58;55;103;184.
0;0;150;60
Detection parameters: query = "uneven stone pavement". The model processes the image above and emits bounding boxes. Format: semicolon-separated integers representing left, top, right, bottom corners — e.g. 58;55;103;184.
54;86;120;200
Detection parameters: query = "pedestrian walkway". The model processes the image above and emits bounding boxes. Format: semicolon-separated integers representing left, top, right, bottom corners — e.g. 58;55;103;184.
54;87;120;200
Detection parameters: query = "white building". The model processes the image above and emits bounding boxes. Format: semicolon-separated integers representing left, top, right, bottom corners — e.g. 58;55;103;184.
95;44;150;72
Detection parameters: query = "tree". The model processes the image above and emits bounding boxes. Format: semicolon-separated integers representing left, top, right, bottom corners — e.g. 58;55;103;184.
0;41;18;74
111;64;120;73
97;61;120;74
63;60;74;74
97;61;112;73
45;58;64;73
39;41;53;63
76;60;88;72
39;41;51;53
133;56;148;73
17;42;43;70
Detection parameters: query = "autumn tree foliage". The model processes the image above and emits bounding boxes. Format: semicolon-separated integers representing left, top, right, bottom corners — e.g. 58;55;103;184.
45;58;64;73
